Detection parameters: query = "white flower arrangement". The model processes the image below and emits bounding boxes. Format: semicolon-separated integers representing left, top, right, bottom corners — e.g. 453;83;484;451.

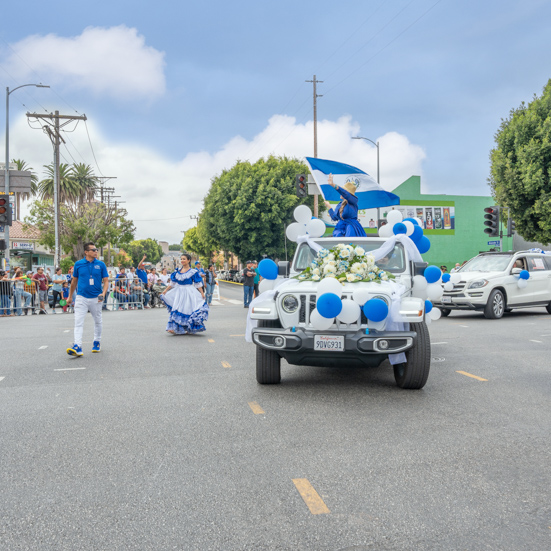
294;244;395;284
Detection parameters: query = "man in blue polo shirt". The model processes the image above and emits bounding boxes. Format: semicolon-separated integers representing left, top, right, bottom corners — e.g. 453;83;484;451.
66;242;109;357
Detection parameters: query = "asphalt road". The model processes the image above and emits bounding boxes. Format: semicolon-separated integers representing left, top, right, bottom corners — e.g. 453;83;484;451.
1;280;550;551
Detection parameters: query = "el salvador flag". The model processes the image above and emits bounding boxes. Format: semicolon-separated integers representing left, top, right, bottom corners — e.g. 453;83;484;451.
305;157;400;209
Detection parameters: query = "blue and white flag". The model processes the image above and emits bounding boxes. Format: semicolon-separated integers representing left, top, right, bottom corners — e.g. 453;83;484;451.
305;157;400;209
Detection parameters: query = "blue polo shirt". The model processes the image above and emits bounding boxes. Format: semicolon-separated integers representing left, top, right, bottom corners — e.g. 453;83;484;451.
73;258;108;298
136;268;148;286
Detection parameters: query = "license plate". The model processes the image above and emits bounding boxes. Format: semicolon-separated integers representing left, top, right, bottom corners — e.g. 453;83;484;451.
442;296;451;303
314;335;344;352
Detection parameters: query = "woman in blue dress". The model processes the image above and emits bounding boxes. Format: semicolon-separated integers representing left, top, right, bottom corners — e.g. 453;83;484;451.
160;253;209;334
324;174;367;237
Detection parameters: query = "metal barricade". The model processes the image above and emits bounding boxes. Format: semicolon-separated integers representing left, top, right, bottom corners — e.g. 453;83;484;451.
105;277;160;311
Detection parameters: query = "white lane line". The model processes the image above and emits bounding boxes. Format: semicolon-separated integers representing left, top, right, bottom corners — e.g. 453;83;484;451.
227;299;242;305
211;300;223;306
39;346;48;350
54;368;86;371
0;377;5;382
64;330;70;333
431;342;448;345
530;340;543;343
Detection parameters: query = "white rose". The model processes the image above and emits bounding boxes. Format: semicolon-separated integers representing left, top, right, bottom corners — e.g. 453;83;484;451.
312;274;321;281
325;264;337;274
355;246;365;256
313;268;320;275
350;263;362;274
346;273;356;282
327;253;335;261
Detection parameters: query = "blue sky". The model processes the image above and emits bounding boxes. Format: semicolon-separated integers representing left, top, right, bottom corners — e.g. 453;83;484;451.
2;0;551;242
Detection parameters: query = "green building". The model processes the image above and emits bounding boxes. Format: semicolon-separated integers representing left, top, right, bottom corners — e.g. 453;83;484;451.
388;176;512;269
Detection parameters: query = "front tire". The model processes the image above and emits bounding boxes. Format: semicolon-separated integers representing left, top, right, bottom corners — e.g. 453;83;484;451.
256;319;282;384
484;289;505;319
393;321;431;389
440;308;451;317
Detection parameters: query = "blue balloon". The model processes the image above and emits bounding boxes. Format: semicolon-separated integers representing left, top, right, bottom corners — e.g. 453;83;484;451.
442;273;451;283
519;269;530;280
363;298;389;322
424;265;442;284
258;258;278;280
410;225;423;244
403;217;419;226
425;300;433;314
393;222;407;235
317;293;342;319
417;236;431;254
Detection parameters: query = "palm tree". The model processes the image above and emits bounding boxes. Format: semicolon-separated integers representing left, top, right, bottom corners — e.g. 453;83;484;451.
38;163;98;205
11;159;38;220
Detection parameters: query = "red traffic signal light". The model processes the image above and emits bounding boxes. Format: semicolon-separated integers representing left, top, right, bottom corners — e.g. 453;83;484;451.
0;195;13;226
483;206;500;237
295;174;308;198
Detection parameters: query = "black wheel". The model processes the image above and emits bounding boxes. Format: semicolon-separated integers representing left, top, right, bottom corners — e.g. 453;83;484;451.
484;289;505;319
440;308;451;317
393;321;431;389
547;303;551;314
256;319;282;384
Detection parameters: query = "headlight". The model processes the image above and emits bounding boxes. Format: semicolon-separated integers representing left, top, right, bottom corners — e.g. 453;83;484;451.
468;279;489;289
372;295;390;306
281;294;299;313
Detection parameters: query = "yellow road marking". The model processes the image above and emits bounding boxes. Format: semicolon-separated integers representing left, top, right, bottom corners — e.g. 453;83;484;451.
292;478;330;515
221;361;231;368
248;401;265;414
456;370;488;382
208;338;215;343
230;334;245;337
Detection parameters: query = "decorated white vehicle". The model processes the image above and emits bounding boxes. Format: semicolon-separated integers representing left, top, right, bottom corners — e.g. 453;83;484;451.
246;206;445;390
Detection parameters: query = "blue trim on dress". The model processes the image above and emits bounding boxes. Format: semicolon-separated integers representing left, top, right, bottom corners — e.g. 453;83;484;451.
162;297;209;334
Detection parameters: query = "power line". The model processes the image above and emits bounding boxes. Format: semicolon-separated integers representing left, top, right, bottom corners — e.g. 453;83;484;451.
83;120;104;177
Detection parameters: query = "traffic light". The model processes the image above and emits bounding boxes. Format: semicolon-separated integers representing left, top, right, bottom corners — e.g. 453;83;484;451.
0;239;5;251
295;174;308;198
483;206;500;237
506;218;516;237
0;195;12;226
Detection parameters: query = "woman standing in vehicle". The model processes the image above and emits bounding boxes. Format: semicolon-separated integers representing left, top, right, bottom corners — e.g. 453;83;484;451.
323;174;367;237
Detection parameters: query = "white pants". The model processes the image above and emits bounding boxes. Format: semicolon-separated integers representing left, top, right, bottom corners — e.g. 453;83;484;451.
74;295;103;346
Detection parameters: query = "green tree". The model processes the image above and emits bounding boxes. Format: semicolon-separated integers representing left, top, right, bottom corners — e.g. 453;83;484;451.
37;163;98;205
489;79;551;244
60;257;74;274
127;238;163;266
168;243;182;251
182;226;211;260
11;159;39;220
71;163;99;203
200;156;314;261
25;199;135;260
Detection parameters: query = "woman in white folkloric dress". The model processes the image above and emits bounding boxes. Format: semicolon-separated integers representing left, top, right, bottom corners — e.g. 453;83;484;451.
161;254;209;334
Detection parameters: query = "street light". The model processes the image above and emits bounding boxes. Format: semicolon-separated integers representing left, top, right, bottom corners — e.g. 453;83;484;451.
352;136;379;183
4;83;50;269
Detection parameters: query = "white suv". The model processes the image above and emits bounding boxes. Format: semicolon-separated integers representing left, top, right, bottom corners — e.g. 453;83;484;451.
435;250;551;319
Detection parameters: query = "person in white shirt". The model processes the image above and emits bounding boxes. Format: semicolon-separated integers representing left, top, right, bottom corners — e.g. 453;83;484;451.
159;268;170;285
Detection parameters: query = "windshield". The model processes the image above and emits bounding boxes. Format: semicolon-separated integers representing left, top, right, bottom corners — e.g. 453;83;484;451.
293;242;406;273
461;255;512;272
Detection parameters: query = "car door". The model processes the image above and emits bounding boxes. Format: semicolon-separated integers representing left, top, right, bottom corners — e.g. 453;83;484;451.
526;255;551;303
505;257;530;305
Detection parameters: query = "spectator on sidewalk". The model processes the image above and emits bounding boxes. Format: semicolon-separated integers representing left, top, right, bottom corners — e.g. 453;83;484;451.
33;267;49;314
205;265;217;305
194;262;206;287
127;266;136;282
147;267;158;289
136;255;149;289
24;271;38;314
242;261;255;308
253;261;260;298
66;265;74;284
62;281;70;312
0;271;13;316
130;277;149;309
13;268;32;316
159;267;170;285
51;267;66;313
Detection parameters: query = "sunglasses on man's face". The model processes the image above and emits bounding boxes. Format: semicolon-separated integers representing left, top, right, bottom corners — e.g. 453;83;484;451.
87;248;98;252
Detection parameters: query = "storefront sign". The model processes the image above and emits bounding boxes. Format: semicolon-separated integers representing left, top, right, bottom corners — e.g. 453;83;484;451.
12;242;34;250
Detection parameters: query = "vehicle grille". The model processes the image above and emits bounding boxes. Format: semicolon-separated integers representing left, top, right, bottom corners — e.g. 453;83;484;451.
297;293;370;328
445;282;466;295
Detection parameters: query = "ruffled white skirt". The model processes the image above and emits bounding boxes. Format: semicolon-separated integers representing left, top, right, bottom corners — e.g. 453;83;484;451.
161;284;209;334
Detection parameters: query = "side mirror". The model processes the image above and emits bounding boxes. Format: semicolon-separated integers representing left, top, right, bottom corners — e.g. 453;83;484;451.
412;262;428;277
278;261;290;278
511;267;522;275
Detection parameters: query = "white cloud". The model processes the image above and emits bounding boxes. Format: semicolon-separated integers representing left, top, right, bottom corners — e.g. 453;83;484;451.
10;114;425;244
3;26;165;100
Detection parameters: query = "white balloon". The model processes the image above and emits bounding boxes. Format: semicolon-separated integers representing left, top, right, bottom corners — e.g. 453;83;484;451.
352;288;371;305
426;282;444;301
411;286;429;300
443;281;454;292
259;279;275;294
317;277;343;298
310;308;335;330
379;223;394;238
386;210;403;226
412;275;428;291
425;315;432;325
416;218;424;227
449;273;461;284
294;205;312;224
305;218;326;238
403;220;415;236
429;307;442;320
286;222;306;242
517;278;528;289
337;299;361;324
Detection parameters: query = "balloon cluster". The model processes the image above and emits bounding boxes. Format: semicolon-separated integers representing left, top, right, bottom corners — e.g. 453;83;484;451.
410;264;450;321
257;257;279;294
517;269;530;289
309;277;390;330
286;205;326;242
378;210;430;254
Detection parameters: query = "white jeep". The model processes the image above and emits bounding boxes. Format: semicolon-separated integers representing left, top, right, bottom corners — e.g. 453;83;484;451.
435;250;551;319
249;237;433;389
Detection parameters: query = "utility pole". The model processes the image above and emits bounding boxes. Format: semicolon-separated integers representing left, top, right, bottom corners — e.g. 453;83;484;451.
26;111;87;267
306;75;323;217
